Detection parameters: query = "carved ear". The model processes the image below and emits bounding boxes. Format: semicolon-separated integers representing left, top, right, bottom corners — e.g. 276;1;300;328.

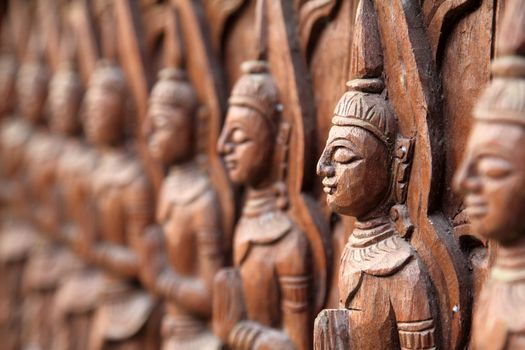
275;121;291;181
390;136;414;238
272;121;291;209
195;105;209;160
392;136;414;205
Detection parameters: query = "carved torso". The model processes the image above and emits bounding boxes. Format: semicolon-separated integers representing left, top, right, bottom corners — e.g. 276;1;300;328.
87;148;158;349
56;138;98;231
339;217;436;349
155;162;223;349
234;188;312;332
158;162;219;278
0;117;32;217
25;129;64;234
472;244;525;350
0;117;34;262
90;149;144;245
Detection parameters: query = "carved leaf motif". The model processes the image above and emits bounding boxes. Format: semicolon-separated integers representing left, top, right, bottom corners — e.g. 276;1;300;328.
298;0;338;53
263;0;331;314
371;0;470;347
205;0;247;53
348;0;382;80
423;0;481;60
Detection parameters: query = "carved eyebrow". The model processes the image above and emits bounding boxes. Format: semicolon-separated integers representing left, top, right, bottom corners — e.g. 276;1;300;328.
472;147;513;163
328;137;359;150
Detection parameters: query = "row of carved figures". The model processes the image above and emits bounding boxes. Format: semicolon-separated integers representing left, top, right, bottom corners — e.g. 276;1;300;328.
0;0;524;349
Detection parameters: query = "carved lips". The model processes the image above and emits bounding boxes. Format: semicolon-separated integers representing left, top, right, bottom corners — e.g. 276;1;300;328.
322;178;336;196
463;195;488;220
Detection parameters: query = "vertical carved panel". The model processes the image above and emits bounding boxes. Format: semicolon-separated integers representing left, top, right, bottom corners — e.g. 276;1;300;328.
454;1;525;349
0;1;508;349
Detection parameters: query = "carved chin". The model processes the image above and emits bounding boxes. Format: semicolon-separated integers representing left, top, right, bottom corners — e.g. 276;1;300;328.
326;194;347;215
226;169;244;184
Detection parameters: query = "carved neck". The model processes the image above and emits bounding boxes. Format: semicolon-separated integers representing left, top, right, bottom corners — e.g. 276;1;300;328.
243;185;281;218
96;140;123;153
492;236;525;282
351;216;394;247
168;160;199;177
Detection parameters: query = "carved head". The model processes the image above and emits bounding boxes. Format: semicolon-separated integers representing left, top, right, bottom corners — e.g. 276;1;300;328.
83;60;126;146
218;61;281;187
48;63;82;136
145;68;198;165
454;57;525;244
317;80;397;220
0;54;17;116
16;58;48;124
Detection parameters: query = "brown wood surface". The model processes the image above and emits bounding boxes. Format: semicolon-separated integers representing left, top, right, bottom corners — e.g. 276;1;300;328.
0;0;518;349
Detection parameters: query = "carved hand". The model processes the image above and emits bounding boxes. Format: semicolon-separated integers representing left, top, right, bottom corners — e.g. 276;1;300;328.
212;267;246;343
136;224;165;292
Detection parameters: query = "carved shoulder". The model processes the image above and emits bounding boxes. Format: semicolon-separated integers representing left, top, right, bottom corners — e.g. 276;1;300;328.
389;253;435;323
191;184;221;223
123;169;153;210
275;226;312;277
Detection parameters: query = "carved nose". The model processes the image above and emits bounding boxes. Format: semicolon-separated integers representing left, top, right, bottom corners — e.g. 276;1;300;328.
453;159;480;194
217;135;233;156
317;154;335;178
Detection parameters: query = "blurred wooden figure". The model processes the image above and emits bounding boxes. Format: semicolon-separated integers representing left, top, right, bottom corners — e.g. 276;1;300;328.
139;67;225;350
454;0;525;348
73;60;161;350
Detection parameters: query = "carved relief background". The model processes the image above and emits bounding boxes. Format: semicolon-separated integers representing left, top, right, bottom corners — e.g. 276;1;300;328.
0;0;519;349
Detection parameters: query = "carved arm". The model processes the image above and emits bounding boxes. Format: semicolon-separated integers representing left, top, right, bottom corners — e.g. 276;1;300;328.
156;191;224;317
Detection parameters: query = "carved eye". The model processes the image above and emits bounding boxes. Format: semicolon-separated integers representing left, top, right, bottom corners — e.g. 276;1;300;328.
333;147;359;164
477;157;513;179
231;128;248;144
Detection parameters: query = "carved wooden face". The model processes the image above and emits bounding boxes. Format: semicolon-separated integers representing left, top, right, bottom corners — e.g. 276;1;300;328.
218;105;274;186
317;125;389;219
83;85;123;145
146;102;192;165
454;122;525;243
49;75;80;135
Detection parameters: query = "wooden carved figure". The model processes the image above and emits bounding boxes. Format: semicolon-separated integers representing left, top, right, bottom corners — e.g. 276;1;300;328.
0;49;34;350
139;67;224;350
314;0;438;349
315;79;437;350
214;60;314;350
50;43;104;350
75;61;160;350
20;33;84;350
14;33;64;350
454;0;525;348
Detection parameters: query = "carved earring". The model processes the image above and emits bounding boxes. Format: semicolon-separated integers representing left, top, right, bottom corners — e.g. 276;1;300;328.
389;137;414;237
273;121;291;210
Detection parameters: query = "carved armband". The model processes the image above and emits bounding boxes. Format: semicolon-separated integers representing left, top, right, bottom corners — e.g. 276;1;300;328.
156;269;181;300
228;321;264;350
397;318;436;350
94;244;139;276
280;275;311;314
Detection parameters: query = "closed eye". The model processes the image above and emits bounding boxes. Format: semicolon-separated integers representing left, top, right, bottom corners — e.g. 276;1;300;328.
333;147;361;164
230;128;250;144
477;156;513;179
